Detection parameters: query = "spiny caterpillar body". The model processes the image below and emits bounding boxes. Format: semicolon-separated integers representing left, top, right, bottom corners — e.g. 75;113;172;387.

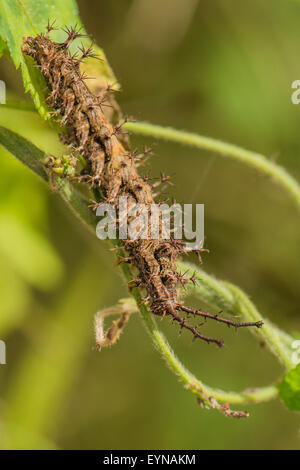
22;24;263;346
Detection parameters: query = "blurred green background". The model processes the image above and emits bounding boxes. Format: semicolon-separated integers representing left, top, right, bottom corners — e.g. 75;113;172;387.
0;0;299;450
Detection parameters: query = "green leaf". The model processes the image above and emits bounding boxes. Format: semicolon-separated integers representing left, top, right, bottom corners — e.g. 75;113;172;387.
278;364;300;411
0;0;117;119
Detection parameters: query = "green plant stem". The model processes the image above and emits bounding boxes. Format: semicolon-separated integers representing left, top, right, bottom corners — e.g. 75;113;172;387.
125;122;300;212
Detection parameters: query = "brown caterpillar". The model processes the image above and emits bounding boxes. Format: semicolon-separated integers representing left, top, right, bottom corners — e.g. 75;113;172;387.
22;24;263;347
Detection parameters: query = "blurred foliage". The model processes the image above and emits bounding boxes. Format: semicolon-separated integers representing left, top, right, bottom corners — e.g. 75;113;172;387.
0;0;299;450
0;112;63;336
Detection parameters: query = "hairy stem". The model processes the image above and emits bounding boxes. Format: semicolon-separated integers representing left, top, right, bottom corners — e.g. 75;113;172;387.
125;122;300;212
